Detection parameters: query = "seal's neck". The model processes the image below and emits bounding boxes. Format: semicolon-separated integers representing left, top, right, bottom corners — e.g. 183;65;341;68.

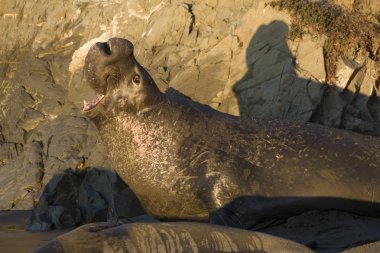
143;87;164;113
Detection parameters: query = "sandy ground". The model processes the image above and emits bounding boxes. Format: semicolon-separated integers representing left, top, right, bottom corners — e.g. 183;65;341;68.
0;211;71;253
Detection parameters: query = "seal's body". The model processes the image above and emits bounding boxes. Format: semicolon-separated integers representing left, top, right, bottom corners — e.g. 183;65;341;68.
34;222;313;253
83;38;380;228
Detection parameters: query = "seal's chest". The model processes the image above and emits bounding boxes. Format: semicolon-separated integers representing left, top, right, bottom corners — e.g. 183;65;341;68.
103;116;180;178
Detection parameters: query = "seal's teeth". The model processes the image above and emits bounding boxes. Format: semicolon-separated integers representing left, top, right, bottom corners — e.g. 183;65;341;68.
83;100;92;111
83;101;90;109
97;94;105;100
83;94;105;112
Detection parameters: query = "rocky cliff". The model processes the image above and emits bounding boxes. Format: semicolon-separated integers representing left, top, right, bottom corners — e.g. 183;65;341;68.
0;0;379;232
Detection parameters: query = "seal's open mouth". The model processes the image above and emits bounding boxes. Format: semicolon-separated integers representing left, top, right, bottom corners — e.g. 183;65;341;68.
83;38;136;114
83;93;105;111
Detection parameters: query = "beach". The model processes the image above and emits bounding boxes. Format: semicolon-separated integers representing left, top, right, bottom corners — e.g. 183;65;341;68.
0;211;71;253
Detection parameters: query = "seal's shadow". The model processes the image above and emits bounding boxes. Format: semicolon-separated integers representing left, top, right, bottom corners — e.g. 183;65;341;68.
232;21;380;135
233;21;324;122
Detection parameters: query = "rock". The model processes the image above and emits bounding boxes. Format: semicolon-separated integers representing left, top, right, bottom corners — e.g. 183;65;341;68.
352;59;377;120
25;115;110;183
313;88;347;128
218;94;239;115
0;141;44;210
27;171;82;231
18;108;45;132
171;46;232;104
233;21;325;121
27;168;145;231
294;35;326;82
341;113;380;135
0;141;23;167
334;56;360;92
0;158;25;210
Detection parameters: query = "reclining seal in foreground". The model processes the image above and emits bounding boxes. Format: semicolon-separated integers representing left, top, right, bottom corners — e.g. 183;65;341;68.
83;37;380;228
33;222;313;253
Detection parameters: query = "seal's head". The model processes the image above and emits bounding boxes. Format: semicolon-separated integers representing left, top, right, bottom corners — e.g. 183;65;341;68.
83;38;162;119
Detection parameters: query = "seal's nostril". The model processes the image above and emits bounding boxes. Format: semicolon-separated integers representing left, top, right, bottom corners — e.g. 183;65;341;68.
97;42;111;56
105;74;110;85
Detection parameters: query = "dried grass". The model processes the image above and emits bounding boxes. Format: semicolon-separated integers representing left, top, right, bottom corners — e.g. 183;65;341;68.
269;0;380;83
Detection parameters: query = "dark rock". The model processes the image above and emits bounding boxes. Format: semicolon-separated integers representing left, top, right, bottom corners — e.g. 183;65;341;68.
27;171;82;231
27;168;145;231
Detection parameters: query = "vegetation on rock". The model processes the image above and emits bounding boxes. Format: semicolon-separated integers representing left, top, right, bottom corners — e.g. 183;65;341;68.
269;0;380;84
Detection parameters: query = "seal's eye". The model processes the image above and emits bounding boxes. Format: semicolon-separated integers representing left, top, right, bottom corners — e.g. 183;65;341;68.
132;74;140;84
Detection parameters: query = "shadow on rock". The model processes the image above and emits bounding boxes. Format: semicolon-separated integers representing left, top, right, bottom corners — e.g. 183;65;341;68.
27;167;145;231
233;20;380;136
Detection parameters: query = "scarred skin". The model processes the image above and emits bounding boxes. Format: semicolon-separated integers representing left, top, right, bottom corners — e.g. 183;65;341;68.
83;38;380;228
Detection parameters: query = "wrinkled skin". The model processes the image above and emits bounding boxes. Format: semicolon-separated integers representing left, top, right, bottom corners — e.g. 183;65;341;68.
34;222;313;253
83;38;380;229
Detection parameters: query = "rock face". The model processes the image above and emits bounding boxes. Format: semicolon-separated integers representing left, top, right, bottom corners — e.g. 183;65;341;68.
0;0;379;231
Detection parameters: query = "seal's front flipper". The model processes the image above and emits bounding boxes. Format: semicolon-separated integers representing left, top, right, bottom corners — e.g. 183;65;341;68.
210;196;308;230
209;196;271;229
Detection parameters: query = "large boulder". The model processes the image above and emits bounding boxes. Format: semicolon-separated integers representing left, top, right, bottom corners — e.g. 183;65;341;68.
27;167;145;231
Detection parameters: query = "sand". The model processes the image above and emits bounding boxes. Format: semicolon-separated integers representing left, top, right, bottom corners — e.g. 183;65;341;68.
0;211;71;253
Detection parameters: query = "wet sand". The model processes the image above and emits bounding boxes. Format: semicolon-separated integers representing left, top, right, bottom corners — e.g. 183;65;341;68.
0;211;71;253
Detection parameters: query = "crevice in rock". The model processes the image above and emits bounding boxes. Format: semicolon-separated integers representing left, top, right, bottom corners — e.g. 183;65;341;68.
20;86;36;102
46;135;53;157
45;61;57;87
184;3;196;35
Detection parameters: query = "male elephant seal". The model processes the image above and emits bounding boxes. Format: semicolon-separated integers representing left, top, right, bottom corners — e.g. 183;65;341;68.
33;222;313;253
83;38;380;228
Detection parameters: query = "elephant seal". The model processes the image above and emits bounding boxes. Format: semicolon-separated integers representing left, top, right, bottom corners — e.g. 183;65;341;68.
33;222;314;253
83;38;380;228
